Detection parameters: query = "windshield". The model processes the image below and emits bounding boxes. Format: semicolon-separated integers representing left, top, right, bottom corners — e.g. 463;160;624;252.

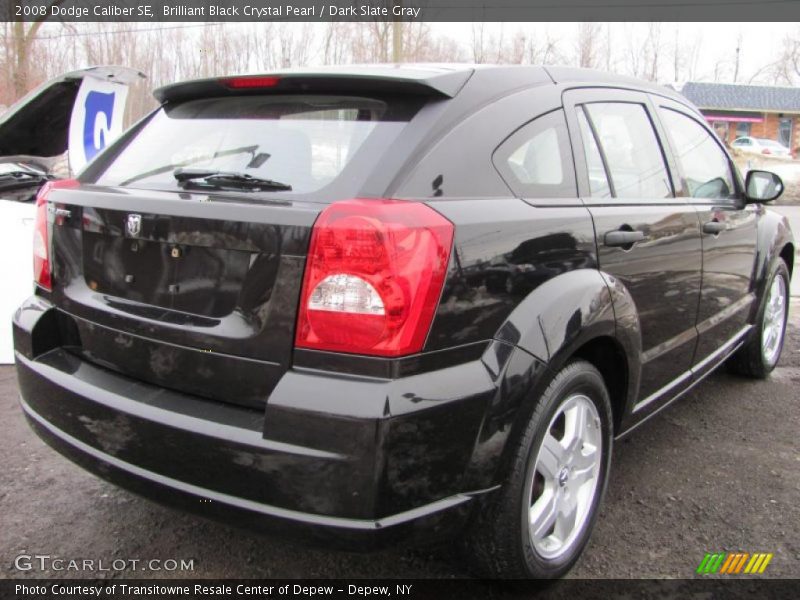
758;139;786;148
91;95;412;194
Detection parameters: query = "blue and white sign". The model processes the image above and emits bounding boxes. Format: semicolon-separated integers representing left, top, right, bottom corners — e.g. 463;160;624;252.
68;76;129;173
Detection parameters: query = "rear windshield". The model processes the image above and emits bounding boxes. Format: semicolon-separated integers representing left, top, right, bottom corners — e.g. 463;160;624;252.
89;95;415;195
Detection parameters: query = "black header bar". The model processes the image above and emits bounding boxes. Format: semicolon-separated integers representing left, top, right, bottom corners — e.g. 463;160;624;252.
3;0;800;22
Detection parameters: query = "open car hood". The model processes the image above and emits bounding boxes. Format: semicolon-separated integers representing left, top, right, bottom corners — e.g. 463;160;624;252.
0;66;144;178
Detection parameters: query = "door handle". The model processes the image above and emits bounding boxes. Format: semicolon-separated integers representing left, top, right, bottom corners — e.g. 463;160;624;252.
703;220;726;234
604;229;646;247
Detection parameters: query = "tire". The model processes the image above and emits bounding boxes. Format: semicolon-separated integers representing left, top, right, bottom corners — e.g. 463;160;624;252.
727;259;790;379
461;359;613;578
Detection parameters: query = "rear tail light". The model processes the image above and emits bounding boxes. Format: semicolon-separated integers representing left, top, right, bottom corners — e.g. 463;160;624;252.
762;148;772;155
295;198;454;357
33;179;78;291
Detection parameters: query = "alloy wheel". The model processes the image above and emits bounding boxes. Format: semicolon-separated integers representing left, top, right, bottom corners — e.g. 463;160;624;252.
762;275;787;367
525;394;602;560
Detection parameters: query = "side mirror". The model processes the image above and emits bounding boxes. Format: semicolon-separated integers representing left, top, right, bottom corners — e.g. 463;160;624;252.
745;170;784;203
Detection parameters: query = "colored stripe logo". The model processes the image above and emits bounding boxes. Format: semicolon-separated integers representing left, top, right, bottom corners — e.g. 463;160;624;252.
697;552;773;574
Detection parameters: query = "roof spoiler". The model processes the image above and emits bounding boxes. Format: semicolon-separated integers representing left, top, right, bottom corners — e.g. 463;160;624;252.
154;67;474;104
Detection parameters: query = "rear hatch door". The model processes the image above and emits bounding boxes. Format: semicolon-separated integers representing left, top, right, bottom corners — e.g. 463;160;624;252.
45;85;436;408
49;186;317;409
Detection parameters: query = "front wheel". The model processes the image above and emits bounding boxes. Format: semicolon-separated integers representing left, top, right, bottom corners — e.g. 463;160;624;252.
462;360;613;578
727;259;790;379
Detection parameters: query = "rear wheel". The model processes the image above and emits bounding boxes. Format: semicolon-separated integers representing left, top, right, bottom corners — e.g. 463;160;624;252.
727;260;790;378
462;360;613;578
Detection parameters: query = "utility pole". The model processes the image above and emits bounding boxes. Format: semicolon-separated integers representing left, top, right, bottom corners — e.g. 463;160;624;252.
392;1;403;62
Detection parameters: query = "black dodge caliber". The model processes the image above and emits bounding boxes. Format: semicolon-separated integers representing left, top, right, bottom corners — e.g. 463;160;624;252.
13;65;794;578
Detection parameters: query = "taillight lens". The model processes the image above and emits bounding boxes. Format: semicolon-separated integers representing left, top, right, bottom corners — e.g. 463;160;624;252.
220;76;280;89
33;179;78;291
295;199;454;357
762;148;772;155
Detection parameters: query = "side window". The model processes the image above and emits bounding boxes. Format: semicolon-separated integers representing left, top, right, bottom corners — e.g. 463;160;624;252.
658;108;736;200
583;102;672;199
576;107;611;198
493;109;576;198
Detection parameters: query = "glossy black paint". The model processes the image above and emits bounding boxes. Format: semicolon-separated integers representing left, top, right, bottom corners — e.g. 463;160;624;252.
47;186;315;408
651;96;759;369
14;301;502;542
423;198;598;354
13;65;794;549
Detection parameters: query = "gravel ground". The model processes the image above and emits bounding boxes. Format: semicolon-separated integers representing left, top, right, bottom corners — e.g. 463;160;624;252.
1;304;798;581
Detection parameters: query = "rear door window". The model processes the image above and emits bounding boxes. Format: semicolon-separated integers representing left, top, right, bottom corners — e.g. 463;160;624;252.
493;109;576;198
90;95;415;195
582;102;672;199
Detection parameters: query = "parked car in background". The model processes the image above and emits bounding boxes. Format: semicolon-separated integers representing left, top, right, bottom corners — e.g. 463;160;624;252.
731;136;793;159
0;66;142;363
13;65;794;579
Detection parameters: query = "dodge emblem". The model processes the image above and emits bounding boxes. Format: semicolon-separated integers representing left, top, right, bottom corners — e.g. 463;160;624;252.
126;214;142;237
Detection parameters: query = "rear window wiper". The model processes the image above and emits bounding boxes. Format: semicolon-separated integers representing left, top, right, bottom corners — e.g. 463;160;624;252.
173;168;292;192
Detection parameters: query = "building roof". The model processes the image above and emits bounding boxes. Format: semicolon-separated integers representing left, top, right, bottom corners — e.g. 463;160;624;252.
681;81;800;113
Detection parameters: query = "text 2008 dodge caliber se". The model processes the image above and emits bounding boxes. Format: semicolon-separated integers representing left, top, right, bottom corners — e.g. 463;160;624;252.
14;65;794;578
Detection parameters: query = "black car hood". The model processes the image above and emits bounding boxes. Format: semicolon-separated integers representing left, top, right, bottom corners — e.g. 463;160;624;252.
0;66;144;160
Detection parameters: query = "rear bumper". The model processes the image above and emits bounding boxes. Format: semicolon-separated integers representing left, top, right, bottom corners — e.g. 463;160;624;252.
13;297;512;550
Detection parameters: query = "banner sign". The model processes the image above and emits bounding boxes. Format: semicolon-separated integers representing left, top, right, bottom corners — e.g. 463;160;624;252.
67;76;129;173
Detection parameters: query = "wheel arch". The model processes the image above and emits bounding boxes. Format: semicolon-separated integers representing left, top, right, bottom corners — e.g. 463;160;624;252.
780;242;794;277
752;210;794;323
497;268;642;434
571;336;629;435
468;270;641;492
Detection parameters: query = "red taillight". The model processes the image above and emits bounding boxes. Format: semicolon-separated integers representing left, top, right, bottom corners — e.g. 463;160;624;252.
220;76;280;89
295;199;454;357
762;148;772;155
33;179;78;291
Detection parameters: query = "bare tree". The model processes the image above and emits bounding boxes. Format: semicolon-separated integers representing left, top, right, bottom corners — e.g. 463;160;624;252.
502;26;562;66
682;32;704;82
471;22;487;63
645;23;662;81
7;21;790;124
3;1;66;98
471;23;526;64
624;24;644;78
321;23;354;65
769;27;800;85
575;23;601;69
733;30;743;83
672;25;680;81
